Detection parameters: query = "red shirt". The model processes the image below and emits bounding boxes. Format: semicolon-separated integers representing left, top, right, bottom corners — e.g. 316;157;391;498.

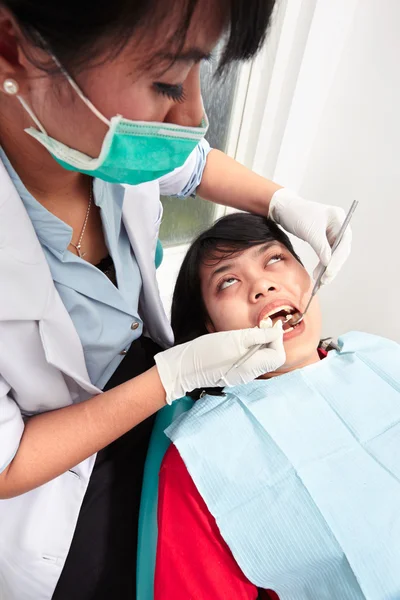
155;350;329;598
155;444;279;600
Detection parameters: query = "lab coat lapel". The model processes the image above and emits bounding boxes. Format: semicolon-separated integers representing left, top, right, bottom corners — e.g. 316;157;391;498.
50;260;131;315
122;182;173;348
0;160;50;320
39;286;100;395
0;160;98;394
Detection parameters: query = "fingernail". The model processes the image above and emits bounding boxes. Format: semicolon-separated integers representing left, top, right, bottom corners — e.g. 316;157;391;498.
259;317;273;329
321;275;334;285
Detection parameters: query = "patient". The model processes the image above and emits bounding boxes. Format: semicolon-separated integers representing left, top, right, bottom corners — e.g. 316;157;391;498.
154;213;400;600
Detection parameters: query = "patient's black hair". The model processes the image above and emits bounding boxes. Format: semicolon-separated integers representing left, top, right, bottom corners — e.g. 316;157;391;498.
171;213;302;398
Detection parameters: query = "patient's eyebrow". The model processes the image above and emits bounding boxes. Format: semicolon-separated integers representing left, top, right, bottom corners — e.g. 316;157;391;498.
209;263;234;282
252;241;277;257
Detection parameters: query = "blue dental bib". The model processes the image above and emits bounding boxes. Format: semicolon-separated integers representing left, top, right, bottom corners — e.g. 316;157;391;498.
166;332;400;599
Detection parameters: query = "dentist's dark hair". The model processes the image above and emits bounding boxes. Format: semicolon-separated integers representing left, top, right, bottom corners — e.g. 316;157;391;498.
1;0;277;75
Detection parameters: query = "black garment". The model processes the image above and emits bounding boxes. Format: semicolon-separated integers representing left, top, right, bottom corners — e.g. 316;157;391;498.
95;254;117;286
52;336;162;600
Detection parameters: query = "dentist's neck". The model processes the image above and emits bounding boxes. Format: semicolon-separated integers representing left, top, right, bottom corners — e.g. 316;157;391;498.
0;98;86;203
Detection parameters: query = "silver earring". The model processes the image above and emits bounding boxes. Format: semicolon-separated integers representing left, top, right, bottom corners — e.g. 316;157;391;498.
3;79;19;95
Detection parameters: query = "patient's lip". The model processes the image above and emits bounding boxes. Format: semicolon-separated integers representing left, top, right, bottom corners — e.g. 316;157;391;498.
258;299;299;326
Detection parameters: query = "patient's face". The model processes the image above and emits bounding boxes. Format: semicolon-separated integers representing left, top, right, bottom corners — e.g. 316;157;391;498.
200;241;322;374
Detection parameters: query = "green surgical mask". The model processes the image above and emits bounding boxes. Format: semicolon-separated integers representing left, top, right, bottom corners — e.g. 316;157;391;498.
15;57;209;185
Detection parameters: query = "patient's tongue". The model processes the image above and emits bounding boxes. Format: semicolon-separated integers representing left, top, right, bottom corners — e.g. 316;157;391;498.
270;310;289;325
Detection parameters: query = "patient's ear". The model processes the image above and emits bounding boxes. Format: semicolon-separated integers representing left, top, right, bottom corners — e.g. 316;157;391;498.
205;318;216;333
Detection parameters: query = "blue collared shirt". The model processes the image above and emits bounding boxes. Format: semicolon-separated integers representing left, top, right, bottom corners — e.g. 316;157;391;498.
0;141;210;389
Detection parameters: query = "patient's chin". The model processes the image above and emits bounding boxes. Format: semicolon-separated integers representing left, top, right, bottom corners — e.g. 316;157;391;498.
283;348;320;373
257;348;321;380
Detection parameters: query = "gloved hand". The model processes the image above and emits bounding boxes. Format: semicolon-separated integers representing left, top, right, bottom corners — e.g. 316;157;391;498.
269;188;352;285
155;322;285;404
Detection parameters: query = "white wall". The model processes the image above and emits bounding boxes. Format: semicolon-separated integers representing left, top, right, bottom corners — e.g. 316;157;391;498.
159;0;400;342
252;0;400;342
298;0;400;342
157;244;189;319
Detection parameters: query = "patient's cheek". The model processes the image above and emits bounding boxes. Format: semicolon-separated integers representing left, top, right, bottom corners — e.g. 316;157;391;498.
206;298;250;332
211;310;245;332
294;268;313;309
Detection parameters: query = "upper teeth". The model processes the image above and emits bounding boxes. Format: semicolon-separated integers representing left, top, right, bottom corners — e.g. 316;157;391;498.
264;305;294;319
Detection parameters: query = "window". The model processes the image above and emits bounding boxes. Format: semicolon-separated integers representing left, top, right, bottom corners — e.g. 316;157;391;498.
159;54;240;247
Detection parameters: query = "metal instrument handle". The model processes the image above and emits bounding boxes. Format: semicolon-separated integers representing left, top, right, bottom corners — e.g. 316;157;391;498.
233;199;359;370
301;199;359;317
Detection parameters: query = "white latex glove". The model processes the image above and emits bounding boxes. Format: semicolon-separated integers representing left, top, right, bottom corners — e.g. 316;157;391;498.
155;322;285;404
269;188;352;285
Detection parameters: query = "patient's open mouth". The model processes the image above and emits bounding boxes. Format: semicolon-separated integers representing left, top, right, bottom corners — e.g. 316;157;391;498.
259;305;302;333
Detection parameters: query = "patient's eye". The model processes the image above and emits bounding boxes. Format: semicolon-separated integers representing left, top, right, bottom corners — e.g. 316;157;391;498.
219;277;239;291
267;253;284;266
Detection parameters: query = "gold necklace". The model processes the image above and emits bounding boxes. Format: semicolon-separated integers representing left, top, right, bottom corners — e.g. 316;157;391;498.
71;180;92;259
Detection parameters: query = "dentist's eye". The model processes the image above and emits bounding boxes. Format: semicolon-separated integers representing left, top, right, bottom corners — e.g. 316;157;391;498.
218;277;239;291
153;82;186;103
267;253;285;266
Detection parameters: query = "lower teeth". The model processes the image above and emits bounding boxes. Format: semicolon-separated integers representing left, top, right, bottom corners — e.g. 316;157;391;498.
284;322;301;334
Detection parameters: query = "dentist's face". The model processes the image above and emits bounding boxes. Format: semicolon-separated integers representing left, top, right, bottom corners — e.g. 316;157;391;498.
200;242;322;374
0;0;222;159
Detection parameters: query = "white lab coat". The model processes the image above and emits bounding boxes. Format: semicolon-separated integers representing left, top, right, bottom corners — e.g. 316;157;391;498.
0;151;194;599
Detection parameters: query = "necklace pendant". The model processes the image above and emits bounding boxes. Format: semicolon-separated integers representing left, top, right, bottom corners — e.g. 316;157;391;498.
72;181;92;260
75;244;86;259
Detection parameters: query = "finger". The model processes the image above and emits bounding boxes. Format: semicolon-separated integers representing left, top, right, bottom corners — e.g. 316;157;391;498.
326;207;346;246
242;321;283;349
307;232;332;267
257;338;286;371
334;223;352;254
268;329;286;357
320;227;352;285
312;261;326;282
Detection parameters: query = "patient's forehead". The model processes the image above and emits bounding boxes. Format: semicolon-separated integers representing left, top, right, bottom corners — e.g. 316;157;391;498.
199;240;295;285
202;240;289;267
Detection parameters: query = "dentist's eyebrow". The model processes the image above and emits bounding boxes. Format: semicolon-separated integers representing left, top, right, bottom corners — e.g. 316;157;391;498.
156;48;212;65
150;47;212;78
169;49;212;62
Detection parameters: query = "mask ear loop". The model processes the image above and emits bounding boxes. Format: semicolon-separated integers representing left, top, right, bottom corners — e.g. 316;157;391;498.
3;78;48;134
49;49;111;128
32;29;111;127
4;28;112;131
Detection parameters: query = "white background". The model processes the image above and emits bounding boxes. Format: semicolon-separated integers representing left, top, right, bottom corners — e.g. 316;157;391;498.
158;0;400;342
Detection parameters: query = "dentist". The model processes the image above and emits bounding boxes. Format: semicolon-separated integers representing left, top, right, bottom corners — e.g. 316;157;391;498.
0;1;351;598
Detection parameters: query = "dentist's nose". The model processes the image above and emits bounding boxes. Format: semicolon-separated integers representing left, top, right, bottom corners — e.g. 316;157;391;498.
164;64;203;127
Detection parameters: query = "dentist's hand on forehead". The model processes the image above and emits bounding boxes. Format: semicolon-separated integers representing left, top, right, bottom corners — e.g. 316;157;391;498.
155;321;285;404
269;188;352;286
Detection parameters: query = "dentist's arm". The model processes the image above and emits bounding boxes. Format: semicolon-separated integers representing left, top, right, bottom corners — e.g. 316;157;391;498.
0;326;284;499
198;149;352;285
197;148;281;216
0;367;166;499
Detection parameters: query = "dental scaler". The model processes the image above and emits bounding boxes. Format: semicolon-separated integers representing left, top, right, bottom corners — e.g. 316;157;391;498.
286;200;358;327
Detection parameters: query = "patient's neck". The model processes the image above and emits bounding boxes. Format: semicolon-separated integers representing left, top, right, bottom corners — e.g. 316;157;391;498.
258;349;321;380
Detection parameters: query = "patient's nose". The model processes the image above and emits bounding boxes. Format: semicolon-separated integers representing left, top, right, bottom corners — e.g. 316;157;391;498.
250;278;280;302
